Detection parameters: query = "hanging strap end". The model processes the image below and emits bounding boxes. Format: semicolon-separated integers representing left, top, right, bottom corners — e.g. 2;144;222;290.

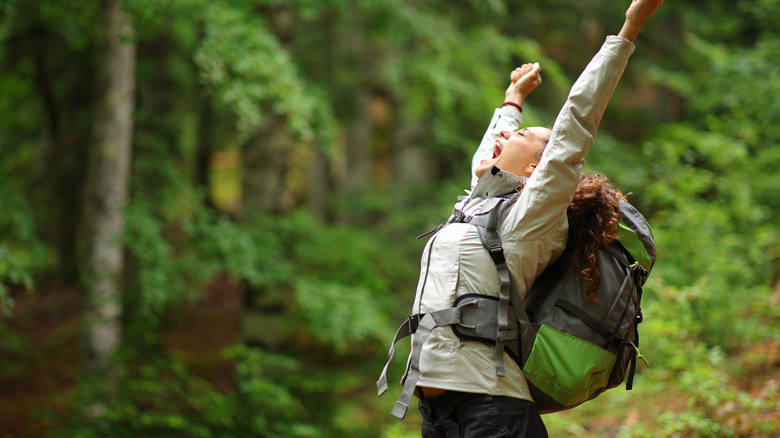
391;401;409;419
494;342;507;377
377;376;389;396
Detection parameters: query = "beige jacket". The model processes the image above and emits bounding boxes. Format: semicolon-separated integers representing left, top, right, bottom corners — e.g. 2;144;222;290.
406;35;636;401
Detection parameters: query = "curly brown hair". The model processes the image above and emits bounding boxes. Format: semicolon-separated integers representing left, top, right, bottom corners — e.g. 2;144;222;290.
566;173;624;305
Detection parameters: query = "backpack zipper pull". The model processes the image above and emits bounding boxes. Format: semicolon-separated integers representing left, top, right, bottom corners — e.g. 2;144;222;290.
629;341;651;366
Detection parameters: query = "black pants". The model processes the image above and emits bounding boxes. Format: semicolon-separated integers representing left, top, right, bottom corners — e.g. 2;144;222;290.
418;391;548;438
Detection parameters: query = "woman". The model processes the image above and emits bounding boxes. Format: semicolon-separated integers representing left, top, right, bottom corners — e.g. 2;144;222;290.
389;1;663;436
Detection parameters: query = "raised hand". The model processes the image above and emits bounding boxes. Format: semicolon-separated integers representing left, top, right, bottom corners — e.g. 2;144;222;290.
619;0;663;41
505;63;542;108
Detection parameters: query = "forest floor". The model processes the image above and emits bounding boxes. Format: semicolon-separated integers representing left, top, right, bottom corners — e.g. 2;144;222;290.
0;274;242;438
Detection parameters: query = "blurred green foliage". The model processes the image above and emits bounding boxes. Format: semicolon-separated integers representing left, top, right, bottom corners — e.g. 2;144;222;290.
0;0;778;436
59;346;322;438
0;188;50;316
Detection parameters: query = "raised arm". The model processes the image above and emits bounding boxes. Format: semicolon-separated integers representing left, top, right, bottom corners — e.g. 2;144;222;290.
469;65;543;190
502;0;662;240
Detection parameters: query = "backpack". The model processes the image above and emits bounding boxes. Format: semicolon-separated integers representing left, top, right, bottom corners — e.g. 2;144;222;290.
377;194;655;418
512;198;655;413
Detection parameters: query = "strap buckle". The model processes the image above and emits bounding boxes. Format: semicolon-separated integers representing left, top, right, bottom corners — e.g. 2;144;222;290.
451;209;466;223
629;262;649;285
488;243;506;265
408;314;421;333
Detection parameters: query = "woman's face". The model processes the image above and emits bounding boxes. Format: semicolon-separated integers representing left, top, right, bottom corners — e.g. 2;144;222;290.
474;127;551;180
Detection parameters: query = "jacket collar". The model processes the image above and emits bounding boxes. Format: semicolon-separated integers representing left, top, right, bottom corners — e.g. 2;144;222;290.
469;166;527;200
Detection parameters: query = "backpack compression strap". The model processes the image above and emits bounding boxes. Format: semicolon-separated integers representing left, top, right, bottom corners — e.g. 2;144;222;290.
377;295;523;419
376;308;461;419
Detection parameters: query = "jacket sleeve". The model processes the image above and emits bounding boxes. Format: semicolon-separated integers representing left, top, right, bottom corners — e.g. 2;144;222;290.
502;35;635;242
469;106;523;191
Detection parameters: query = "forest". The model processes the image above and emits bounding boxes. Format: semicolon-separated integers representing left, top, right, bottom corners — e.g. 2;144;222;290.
0;0;778;436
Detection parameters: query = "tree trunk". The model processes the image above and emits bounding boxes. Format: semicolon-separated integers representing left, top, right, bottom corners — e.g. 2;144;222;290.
236;4;300;349
239;112;291;347
391;98;430;188
343;93;371;196
655;7;684;123
80;0;136;415
26;14;92;286
339;2;373;203
309;147;331;221
392;121;429;188
240;113;290;216
193;25;216;208
195;90;215;208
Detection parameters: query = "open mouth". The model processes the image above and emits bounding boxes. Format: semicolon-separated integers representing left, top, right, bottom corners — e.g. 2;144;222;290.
492;139;503;159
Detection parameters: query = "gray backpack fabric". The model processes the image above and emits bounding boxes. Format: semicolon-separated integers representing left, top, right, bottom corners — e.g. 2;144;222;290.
377;194;655;418
515;199;655;413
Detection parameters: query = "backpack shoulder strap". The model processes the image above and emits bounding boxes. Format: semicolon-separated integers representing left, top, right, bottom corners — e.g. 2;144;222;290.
467;194;533;374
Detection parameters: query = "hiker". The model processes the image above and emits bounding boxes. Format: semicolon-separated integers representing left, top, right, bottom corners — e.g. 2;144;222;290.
403;1;663;436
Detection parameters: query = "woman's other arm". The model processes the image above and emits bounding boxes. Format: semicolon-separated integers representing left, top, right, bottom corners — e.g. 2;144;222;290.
469;65;543;190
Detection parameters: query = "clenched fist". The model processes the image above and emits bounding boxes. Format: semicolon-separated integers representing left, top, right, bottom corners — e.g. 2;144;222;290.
505;62;542;108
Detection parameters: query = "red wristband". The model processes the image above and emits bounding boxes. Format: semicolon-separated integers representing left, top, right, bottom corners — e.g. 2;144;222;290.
501;101;522;112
